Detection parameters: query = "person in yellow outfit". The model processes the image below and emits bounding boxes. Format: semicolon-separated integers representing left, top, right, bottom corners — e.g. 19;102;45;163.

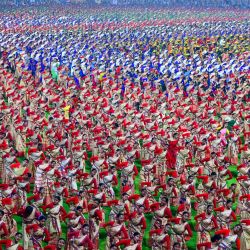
63;99;70;120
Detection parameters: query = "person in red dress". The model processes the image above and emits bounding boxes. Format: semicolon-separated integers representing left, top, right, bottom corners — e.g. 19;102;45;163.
26;215;50;249
42;196;67;244
0;210;9;239
43;238;66;250
0;232;23;250
68;223;94;250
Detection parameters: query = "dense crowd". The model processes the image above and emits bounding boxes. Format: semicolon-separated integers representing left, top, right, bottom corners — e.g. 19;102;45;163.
2;0;250;8
0;4;249;250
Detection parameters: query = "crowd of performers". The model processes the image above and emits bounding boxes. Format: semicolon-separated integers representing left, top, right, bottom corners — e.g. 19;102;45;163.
0;5;250;250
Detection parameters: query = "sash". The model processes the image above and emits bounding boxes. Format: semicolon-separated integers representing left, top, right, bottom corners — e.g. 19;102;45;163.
124;244;139;250
173;222;187;235
131;215;144;226
7;244;19;250
31;228;44;249
200;215;214;231
50;204;61;215
136;197;146;206
122;165;134;176
155;206;168;218
72;235;88;250
109;224;123;237
219;209;232;222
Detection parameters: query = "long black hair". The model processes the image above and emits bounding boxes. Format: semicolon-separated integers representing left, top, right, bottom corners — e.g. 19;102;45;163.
23;206;34;218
